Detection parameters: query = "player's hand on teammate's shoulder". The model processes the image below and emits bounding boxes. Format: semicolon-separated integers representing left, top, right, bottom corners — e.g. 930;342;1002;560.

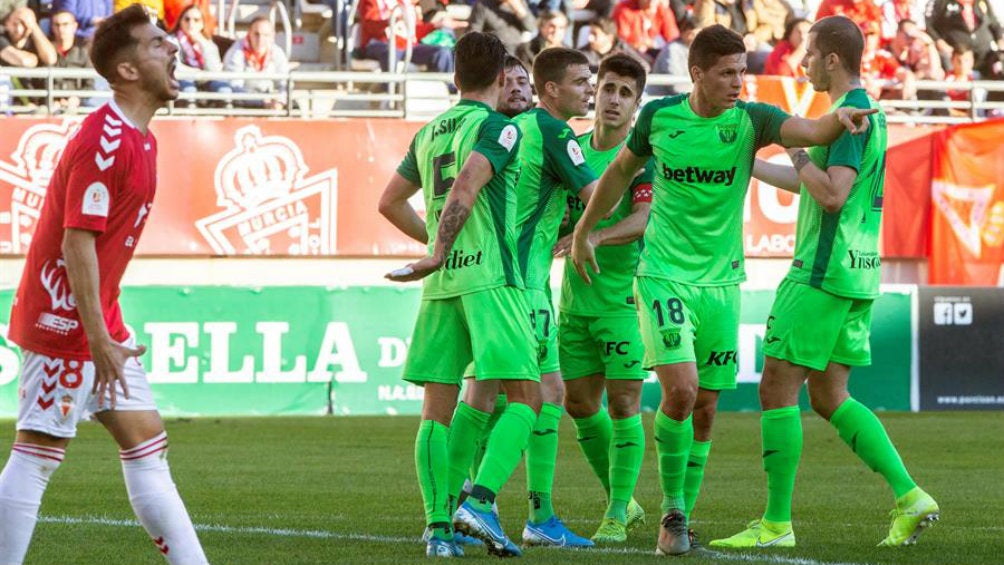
570;231;599;285
834;107;879;135
385;255;444;282
89;338;146;409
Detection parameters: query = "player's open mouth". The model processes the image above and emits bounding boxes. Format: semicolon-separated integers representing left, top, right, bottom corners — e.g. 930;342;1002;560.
603;109;619;120
168;61;179;88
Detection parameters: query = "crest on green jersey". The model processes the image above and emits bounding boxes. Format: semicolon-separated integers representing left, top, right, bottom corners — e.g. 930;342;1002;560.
661;329;682;350
717;124;738;144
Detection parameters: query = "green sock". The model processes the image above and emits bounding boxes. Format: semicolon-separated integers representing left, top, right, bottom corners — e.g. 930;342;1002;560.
762;405;802;523
683;439;711;521
415;420;451;531
447;402;490;510
607;414;645;522
654;410;693;514
471;395;507;481
527;402;562;524
573;410;613;496
472;402;537;504
830;397;917;498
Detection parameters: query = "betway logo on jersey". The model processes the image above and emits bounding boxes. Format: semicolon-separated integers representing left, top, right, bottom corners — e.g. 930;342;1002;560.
196;125;338;255
0;121;80;253
661;164;737;185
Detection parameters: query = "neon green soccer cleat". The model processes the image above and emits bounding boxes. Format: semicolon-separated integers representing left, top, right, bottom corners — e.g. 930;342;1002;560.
626;498;646;530
591;518;628;544
709;518;795;549
878;487;940;547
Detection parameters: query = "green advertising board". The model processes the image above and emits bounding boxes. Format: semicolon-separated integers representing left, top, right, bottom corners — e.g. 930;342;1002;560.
0;286;914;417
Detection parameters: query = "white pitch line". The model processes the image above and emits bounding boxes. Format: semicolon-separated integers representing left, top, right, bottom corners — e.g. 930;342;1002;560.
37;514;879;565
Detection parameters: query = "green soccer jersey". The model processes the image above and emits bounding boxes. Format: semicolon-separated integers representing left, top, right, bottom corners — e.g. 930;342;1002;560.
786;89;886;300
514;108;598;291
397;99;523;299
560;130;654;316
627;94;790;285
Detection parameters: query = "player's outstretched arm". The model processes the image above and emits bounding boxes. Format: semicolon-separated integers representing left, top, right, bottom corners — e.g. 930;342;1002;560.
378;172;428;244
386;152;495;282
779;107;877;148
553;200;650;257
571;146;646;284
753;158;801;194
62;228;146;409
786;148;857;213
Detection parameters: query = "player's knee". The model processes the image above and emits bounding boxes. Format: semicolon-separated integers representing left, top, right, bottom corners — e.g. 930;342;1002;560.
808;390;846;421
606;391;639;419
565;395;600;418
540;374;565;405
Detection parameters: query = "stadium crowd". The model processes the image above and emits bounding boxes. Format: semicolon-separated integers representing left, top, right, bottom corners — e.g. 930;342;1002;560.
1;0;1003;113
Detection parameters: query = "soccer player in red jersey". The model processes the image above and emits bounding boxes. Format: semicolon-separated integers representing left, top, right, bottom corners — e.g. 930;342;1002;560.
0;5;210;565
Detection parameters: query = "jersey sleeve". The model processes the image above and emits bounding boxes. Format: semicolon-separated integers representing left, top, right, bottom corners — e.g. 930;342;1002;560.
626;102;656;157
630;158;655;203
62;133;121;234
396;135;421;184
473;113;521;173
543;121;596;193
825;92;871;172
745;102;791;149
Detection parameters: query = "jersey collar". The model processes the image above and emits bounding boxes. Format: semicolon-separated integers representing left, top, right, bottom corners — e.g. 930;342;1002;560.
108;99;138;130
457;99;494;112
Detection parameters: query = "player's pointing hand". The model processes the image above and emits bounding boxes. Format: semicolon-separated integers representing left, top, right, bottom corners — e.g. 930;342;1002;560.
835;107;878;135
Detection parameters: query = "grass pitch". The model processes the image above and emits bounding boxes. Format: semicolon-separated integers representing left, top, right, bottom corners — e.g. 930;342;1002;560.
7;411;1002;565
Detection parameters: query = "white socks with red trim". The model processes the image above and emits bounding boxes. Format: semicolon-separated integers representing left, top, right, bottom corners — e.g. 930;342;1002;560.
120;432;209;565
0;443;65;565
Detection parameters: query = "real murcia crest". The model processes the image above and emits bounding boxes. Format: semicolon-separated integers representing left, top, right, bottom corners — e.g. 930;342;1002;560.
196;125;338;255
0;121;81;253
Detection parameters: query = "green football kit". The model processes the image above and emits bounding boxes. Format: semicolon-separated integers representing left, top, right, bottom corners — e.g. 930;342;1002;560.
559;130;652;381
764;88;887;371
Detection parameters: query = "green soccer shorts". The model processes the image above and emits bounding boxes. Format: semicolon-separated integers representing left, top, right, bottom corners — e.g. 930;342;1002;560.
525;288;561;374
763;278;873;371
634;276;739;391
403;286;540;385
558;312;647;380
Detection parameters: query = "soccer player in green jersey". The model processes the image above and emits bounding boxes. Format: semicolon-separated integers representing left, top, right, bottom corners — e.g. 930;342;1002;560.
570;24;877;556
447;47;600;550
711;16;939;550
551;53;653;544
379;32;540;558
498;55;533;118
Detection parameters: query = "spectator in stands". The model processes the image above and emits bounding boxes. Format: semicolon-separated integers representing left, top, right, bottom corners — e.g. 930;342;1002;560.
358;0;455;73
578;16;650;71
51;0;112;38
171;4;231;105
1;6;56;67
612;0;680;61
0;0;25;21
696;0;773;71
515;9;568;67
763;17;808;75
748;0;793;46
669;0;698;27
942;38;991;115
575;0;615;18
814;0;883;35
880;0;926;39
861;21;917;100
650;17;699;94
164;0;215;36
889;18;944;79
49;9;92;110
467;0;537;54
223;16;289;109
926;0;1004;80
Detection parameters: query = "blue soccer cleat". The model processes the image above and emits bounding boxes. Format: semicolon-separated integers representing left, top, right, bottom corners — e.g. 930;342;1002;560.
453;501;522;557
522;516;595;548
425;537;464;558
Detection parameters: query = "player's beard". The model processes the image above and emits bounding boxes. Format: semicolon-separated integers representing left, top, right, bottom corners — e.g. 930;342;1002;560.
142;62;179;105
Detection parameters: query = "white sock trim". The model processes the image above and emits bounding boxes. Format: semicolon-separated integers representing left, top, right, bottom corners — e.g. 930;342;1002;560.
120;432;168;461
11;443;66;464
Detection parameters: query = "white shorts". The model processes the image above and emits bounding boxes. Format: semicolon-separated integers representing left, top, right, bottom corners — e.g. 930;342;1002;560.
17;339;157;438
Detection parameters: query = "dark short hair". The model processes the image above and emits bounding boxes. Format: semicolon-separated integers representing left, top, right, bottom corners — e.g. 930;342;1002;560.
688;24;745;73
504;54;528;75
538;9;567;27
90;4;151;83
248;15;271;28
809;16;864;75
454;31;508;92
783;18;809;42
589;17;617;37
50;9;78;22
598;52;646;95
531;47;589;92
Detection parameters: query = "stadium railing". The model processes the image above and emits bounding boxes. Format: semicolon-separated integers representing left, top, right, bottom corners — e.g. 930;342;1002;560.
2;67;1003;123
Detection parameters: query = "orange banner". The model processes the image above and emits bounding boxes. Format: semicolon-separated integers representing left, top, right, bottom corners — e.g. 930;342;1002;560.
0;85;938;260
930;120;1004;285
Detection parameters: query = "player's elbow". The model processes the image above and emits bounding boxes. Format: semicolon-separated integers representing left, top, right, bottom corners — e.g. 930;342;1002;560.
819;193;847;214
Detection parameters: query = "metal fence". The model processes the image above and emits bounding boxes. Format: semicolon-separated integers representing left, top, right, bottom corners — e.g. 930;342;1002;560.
3;66;1003;123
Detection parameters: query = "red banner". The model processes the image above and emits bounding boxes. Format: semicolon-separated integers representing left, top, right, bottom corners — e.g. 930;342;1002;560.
0;85;941;260
929;120;1004;285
